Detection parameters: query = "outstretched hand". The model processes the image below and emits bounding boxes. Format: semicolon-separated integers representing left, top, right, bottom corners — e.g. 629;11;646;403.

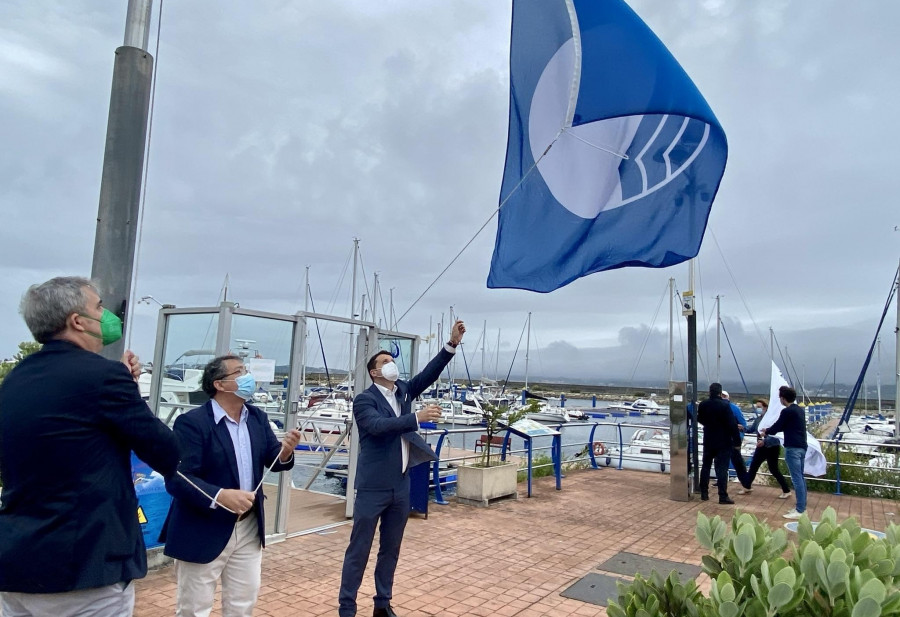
449;320;466;345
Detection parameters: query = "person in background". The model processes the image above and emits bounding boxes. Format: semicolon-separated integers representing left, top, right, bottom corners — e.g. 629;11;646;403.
738;398;791;499
720;390;750;490
0;276;180;617
721;390;747;432
697;383;741;504
762;385;807;519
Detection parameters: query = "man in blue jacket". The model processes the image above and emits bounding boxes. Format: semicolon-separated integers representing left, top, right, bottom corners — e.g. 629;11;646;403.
339;320;465;617
721;390;750;487
762;385;807;519
161;355;301;616
0;276;180;616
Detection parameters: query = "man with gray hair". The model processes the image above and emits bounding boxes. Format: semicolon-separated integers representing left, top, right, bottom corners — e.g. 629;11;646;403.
0;276;180;616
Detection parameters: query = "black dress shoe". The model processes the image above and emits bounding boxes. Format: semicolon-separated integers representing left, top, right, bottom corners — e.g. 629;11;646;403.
373;606;399;617
719;497;735;504
700;493;709;501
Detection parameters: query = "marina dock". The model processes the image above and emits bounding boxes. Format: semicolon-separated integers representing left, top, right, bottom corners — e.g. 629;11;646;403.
134;467;896;616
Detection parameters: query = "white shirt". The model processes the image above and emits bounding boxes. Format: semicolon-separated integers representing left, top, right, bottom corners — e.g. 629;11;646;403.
375;382;415;473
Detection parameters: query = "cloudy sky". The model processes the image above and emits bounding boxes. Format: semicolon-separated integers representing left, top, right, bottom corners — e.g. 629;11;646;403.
1;1;898;395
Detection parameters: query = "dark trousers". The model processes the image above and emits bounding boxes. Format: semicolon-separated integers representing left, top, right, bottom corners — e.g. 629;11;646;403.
700;448;732;499
729;447;750;487
744;446;790;493
339;484;410;617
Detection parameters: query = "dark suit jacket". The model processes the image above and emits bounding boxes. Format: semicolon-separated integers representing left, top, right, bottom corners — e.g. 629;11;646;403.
0;340;180;593
160;400;293;564
353;349;451;490
697;395;740;451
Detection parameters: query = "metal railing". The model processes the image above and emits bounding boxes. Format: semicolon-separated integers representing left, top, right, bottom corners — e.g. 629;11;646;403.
420;419;670;502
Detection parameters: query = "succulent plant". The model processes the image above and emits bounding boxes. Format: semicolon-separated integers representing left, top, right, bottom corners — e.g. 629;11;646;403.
609;507;900;617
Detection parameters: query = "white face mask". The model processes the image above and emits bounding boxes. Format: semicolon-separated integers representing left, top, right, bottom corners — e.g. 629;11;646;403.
379;361;400;382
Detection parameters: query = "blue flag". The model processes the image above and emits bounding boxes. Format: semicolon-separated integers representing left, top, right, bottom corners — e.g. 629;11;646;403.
488;0;728;292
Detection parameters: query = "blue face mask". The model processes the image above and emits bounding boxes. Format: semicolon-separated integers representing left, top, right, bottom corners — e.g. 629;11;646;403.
225;373;256;401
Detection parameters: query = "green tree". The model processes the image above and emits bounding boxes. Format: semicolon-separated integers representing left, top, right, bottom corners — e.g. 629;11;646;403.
0;341;42;384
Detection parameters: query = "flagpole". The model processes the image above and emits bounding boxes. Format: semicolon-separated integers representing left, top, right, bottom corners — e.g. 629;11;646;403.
894;257;899;437
684;260;699;492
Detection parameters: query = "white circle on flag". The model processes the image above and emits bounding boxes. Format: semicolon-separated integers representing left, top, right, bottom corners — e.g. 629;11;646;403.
529;38;640;219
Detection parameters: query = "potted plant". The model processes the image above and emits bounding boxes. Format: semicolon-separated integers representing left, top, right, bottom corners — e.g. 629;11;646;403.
456;401;528;507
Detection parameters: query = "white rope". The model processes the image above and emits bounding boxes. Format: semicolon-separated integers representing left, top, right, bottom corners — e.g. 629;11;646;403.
126;0;165;350
396;134;561;325
175;470;237;514
561;127;629;159
176;449;291;516
708;226;771;359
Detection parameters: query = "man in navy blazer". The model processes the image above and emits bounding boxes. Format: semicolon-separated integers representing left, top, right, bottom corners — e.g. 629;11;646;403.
161;354;301;617
0;277;180;616
339;320;466;617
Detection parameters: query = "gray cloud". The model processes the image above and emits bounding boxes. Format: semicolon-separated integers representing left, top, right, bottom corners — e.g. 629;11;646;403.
1;1;897;395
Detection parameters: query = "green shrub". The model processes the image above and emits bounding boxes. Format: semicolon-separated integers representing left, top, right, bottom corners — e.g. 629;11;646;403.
806;444;900;500
608;507;900;617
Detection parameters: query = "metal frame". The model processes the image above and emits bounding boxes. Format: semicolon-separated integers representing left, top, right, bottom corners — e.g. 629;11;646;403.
147;301;421;539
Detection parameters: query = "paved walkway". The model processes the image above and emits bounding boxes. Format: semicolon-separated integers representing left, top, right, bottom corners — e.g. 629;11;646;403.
134;469;896;616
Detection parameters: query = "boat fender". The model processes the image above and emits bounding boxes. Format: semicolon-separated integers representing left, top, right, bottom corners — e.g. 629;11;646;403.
592;442;606;456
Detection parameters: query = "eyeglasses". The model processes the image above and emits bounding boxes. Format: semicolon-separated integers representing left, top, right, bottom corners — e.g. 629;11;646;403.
220;367;248;379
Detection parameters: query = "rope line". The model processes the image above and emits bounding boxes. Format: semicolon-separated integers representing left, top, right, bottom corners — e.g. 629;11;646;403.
396;136;560;325
126;0;165;350
708;227;771;359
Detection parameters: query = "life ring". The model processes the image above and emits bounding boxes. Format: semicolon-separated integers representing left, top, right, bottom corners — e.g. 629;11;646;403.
592;442;606;456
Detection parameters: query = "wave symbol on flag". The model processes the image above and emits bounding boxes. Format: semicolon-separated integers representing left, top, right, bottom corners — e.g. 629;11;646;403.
488;0;728;292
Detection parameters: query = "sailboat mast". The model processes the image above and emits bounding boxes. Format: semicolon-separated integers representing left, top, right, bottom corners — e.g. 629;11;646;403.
301;265;309;389
715;295;721;382
876;337;882;414
668;277;674;383
482;319;487;387
525;312;531;390
894;258;899;437
348;238;358;395
496;329;501;382
372;272;380;327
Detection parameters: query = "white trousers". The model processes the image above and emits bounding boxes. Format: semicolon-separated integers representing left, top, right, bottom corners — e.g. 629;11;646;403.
1;582;134;617
175;514;262;617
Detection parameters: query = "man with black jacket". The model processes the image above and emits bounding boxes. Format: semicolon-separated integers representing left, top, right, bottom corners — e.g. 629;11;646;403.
0;277;181;616
763;385;807;519
697;383;741;504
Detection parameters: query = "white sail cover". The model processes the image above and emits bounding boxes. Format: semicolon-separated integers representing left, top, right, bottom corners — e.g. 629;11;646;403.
757;361;826;477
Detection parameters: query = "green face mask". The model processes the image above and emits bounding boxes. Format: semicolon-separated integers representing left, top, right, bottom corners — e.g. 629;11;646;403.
79;308;123;346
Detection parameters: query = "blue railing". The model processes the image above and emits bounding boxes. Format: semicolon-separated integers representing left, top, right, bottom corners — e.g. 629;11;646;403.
420;420;668;502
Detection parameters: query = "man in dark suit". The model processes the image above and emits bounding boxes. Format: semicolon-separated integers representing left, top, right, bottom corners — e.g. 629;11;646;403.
339;320;466;617
161;354;301;617
0;276;180;616
697;382;741;504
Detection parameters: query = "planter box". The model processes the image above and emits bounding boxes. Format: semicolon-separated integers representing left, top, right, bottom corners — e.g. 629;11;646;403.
456;461;518;507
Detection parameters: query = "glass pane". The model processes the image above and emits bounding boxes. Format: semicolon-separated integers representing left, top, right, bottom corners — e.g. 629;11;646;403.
376;336;415;381
230;314;296;537
230;314;295;429
141;312;219;426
